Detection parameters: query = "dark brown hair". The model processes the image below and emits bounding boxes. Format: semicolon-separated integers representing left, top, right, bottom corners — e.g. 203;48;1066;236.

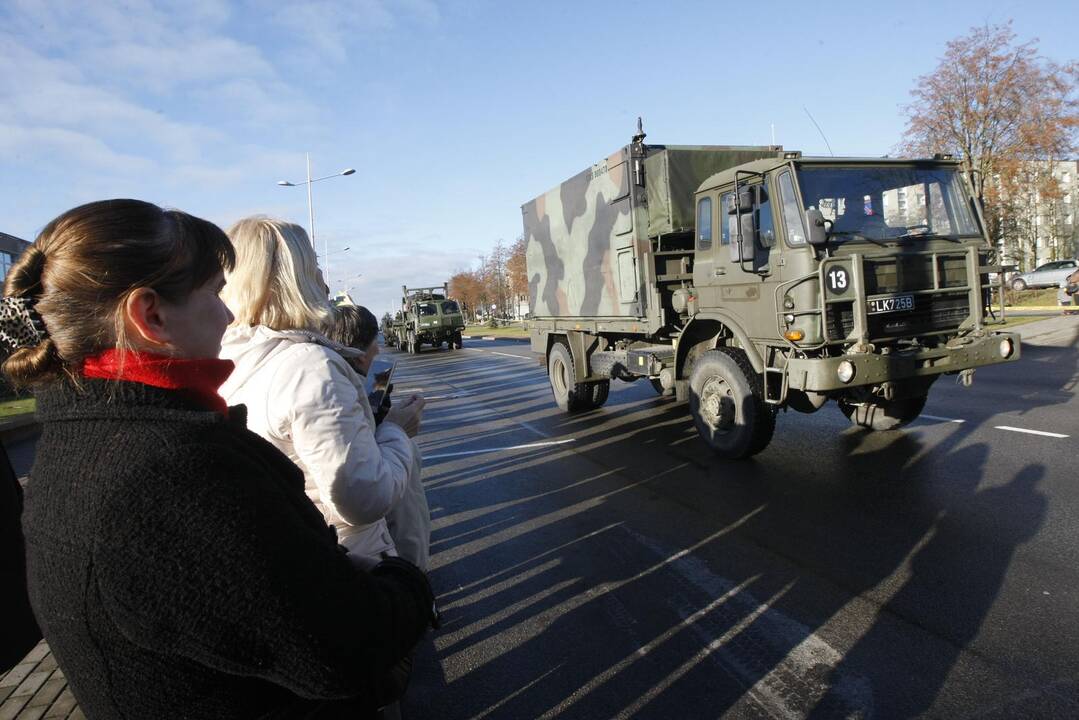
329;305;379;350
2;199;235;386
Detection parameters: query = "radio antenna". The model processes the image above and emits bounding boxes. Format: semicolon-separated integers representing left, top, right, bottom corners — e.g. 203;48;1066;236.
803;106;835;157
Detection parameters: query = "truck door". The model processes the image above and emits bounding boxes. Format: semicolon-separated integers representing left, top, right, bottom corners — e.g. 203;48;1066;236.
707;185;774;309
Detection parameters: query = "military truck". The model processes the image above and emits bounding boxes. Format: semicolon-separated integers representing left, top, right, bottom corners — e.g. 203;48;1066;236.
385;284;465;354
523;122;1020;459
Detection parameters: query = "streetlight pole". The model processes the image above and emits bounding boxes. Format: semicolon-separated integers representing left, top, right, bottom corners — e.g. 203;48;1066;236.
277;155;355;282
306;153;315;253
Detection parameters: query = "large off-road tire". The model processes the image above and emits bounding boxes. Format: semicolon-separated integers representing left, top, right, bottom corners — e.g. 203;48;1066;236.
650;378;674;397
452;332;463;350
548;342;594;413
589;380;610;408
839;394;927;431
689;348;776;459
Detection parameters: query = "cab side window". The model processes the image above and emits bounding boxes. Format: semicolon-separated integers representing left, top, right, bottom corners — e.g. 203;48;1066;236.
697;197;713;250
757;186;775;247
778;171;806;245
720;192;732;245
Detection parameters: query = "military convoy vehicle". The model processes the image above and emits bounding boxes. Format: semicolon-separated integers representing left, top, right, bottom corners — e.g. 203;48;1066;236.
384;284;465;353
523;122;1020;459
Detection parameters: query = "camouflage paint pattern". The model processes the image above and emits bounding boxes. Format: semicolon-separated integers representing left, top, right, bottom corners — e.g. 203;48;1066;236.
523;148;631;318
523;143;784;320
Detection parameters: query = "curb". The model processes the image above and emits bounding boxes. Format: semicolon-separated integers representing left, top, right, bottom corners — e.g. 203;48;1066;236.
460;335;529;342
0;412;40;444
1003;306;1076;311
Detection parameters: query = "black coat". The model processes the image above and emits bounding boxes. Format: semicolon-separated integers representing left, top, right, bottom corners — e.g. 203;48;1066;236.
23;378;431;719
1;442;41;672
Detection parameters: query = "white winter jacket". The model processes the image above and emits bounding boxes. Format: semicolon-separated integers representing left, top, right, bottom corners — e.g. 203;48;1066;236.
219;325;413;561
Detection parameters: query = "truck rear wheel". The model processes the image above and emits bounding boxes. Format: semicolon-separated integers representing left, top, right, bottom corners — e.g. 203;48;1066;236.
548;342;594;413
689;348;775;459
839;394;927;431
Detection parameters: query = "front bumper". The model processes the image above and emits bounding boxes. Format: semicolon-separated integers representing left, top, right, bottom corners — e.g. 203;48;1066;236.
786;331;1020;393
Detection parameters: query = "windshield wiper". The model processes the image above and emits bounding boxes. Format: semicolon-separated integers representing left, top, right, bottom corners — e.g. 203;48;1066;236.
892;231;962;243
827;230;889;247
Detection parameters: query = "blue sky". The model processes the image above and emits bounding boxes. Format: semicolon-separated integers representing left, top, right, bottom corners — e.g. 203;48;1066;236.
2;0;1076;316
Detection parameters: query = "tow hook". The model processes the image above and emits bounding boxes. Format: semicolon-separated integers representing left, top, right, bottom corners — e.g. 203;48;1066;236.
957;368;975;387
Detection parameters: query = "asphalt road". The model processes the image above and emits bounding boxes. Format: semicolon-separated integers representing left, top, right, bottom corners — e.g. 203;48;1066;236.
4;319;1074;719
396;318;1078;720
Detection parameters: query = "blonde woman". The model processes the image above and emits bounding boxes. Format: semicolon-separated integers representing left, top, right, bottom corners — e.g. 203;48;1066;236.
219;217;428;570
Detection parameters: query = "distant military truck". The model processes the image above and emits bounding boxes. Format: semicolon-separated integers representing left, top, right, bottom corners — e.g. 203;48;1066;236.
386;284;465;353
523;122;1020;459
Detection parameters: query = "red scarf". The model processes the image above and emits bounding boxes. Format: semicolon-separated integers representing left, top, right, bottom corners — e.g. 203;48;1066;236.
82;349;235;416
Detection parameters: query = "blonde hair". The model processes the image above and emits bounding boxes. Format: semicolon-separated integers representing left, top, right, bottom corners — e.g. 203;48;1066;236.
2;199;234;386
222;216;334;333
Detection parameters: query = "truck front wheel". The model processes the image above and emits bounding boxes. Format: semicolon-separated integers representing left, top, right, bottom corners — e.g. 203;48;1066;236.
548;342;594;413
689;348;775;459
838;394;927;431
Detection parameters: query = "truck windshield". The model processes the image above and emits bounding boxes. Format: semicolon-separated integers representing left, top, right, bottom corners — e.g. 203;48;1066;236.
417;303;437;316
441;300;460;314
797;166;979;241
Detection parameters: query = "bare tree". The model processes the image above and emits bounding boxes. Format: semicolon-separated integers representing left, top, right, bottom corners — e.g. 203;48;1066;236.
899;22;1078;267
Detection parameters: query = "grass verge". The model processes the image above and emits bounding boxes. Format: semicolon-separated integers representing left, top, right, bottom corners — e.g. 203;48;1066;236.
0;397;36;419
1004;287;1060;307
464;325;529;339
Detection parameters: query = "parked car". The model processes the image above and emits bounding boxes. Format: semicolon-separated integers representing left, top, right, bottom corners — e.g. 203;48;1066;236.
1010;259;1079;290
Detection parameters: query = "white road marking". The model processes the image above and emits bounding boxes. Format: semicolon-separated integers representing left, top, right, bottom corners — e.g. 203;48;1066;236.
489;350;533;360
423;438;575;460
995;425;1069;439
920;414;966;424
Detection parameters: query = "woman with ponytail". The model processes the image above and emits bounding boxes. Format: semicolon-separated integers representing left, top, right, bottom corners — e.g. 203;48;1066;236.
3;200;434;719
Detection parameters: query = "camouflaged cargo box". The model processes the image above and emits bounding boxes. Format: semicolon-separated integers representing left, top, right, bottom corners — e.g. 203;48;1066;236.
523;144;778;319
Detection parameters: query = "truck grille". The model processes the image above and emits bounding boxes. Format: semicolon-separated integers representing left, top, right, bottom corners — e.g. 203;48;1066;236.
826;293;970;340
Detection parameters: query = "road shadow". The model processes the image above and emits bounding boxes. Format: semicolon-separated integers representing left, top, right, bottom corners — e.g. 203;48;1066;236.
404;343;1054;718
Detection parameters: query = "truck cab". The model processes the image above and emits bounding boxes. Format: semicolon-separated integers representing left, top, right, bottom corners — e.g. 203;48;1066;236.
678;156;1017;444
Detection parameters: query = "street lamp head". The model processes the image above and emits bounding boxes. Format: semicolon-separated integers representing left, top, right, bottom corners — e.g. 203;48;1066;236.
277;180;295;186
341;168;356;176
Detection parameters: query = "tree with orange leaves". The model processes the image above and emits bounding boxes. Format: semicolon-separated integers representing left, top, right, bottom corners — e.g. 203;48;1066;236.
899;22;1078;268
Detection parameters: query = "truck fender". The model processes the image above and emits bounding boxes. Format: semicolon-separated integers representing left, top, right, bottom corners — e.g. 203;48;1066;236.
676;313;764;378
547;331;600;383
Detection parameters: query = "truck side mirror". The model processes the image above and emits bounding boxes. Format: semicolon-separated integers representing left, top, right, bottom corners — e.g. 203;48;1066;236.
728;214;756;263
805;208;829;246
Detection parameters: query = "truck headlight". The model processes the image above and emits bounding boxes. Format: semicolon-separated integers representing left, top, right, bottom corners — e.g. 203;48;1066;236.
998;338;1013;358
837;360;856;383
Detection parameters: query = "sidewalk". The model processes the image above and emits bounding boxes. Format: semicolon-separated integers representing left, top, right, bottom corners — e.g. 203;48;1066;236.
1012;312;1079;347
0;642;83;720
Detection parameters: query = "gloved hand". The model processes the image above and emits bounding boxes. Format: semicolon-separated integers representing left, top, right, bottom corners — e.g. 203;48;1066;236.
371;555;440;629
